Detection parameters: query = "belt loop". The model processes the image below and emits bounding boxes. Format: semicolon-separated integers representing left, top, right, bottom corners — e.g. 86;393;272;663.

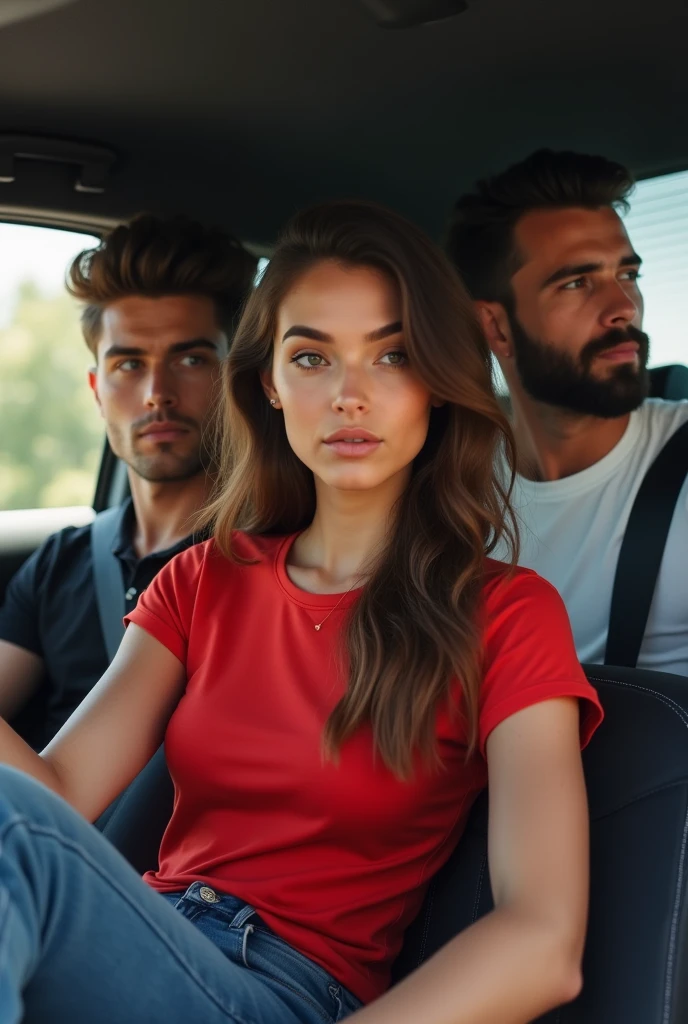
229;903;257;929
241;923;255;967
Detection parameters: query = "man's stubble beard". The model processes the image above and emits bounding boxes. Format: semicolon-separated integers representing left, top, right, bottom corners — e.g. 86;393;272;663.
108;418;213;484
126;445;205;483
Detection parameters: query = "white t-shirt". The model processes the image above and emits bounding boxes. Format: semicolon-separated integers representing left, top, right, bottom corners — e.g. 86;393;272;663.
492;399;688;676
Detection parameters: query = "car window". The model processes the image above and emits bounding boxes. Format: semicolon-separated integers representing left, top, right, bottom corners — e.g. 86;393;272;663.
622;169;688;369
0;222;102;512
255;256;269;284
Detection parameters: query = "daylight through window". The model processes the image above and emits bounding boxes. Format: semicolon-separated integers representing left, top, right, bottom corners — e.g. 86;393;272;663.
0;223;101;512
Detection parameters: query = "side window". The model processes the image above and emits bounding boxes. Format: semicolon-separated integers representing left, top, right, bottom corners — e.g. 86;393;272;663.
622;168;688;369
0;222;102;512
255;256;269;284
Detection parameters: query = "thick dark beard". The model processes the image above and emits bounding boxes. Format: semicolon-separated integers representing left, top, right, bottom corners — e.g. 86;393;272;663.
509;316;651;418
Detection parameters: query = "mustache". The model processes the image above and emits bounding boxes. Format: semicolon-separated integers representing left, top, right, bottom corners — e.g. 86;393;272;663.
132;411;199;434
581;327;650;367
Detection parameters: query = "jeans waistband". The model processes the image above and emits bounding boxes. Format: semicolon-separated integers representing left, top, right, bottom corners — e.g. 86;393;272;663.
171;882;269;930
163;882;363;1018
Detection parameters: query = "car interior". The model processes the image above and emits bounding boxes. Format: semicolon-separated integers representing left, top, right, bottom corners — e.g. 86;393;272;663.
1;0;688;1020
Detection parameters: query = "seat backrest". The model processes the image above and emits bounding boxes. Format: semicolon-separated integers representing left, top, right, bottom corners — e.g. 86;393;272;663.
395;665;688;1022
649;364;688;401
97;745;173;870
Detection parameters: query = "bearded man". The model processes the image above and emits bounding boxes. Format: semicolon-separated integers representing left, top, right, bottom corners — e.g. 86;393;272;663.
448;149;688;675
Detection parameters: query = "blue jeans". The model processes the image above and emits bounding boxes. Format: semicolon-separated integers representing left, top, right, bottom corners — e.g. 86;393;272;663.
0;766;363;1023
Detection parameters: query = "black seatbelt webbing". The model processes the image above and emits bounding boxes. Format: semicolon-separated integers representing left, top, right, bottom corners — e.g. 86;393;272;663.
90;504;151;837
90;506;126;662
605;419;688;668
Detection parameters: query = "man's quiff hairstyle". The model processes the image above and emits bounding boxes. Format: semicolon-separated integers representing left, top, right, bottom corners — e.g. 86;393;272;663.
446;149;635;306
67;213;258;356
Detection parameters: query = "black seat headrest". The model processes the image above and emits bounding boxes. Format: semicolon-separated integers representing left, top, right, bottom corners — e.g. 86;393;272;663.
649;364;688;401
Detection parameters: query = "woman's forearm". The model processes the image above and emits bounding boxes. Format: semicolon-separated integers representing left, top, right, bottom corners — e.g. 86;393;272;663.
0;716;65;796
351;904;582;1024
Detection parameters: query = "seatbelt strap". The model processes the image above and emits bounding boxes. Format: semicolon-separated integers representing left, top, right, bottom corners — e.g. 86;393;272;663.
605;419;688;668
90;506;126;662
91;504;140;834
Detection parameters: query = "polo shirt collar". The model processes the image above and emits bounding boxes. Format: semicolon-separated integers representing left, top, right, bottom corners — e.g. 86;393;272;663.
110;497;198;564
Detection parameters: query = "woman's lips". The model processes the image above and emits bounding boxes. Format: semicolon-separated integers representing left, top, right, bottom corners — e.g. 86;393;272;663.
324;439;382;457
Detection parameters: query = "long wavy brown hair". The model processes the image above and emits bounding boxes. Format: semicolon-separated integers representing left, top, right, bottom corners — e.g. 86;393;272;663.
202;200;518;777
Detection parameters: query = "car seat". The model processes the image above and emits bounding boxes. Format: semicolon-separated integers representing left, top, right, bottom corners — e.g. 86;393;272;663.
99;664;688;1022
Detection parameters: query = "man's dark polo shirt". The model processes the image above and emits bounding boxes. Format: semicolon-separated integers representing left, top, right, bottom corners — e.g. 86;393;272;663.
0;498;195;749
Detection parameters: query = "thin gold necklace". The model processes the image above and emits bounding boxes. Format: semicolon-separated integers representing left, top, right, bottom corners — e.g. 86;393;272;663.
313;575;365;631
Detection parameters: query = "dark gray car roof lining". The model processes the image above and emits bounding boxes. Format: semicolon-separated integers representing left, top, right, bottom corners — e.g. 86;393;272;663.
0;0;685;245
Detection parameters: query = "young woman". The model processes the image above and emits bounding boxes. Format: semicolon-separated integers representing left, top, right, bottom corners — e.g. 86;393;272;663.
0;200;602;1024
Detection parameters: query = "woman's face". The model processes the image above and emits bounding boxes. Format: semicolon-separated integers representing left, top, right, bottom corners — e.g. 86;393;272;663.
265;260;433;494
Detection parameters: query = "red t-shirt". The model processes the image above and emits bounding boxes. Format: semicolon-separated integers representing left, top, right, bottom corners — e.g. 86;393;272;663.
125;532;602;1004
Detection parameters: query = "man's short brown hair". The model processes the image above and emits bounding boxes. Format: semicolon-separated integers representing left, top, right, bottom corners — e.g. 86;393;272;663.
446;149;635;307
67;213;258;356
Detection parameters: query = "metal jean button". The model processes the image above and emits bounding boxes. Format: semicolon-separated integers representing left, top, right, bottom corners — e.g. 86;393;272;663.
199;886;220;903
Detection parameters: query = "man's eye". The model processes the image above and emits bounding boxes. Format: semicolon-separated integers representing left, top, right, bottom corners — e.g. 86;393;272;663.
561;278;585;291
117;359;142;371
621;269;642;282
181;355;206;366
292;352;326;369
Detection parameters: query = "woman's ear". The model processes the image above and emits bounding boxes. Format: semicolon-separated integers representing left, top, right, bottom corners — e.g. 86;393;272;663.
259;369;281;409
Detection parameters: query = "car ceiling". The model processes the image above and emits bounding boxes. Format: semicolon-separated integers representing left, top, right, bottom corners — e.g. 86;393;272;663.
0;0;685;247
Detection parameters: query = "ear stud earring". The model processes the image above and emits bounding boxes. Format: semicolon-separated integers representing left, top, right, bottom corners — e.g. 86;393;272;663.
270;399;277;406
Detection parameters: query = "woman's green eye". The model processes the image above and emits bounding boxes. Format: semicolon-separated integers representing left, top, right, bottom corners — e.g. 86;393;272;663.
381;351;407;366
293;352;326;368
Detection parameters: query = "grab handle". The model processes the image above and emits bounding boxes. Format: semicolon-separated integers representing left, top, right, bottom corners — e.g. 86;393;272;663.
0;133;115;193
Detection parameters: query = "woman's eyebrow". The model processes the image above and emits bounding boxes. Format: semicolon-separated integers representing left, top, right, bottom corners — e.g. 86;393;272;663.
282;325;331;343
365;321;403;342
281;321;402;343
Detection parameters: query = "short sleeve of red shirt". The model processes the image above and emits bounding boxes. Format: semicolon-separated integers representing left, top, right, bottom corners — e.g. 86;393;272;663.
124;541;209;664
479;565;603;757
